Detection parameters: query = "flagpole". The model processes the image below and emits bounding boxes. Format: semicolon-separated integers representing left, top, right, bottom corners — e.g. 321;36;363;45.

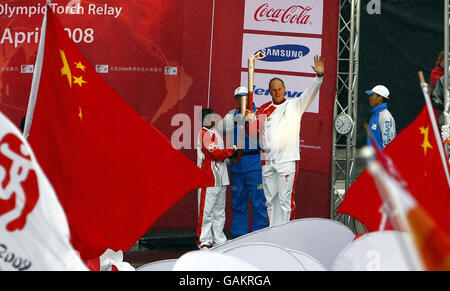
418;71;450;189
363;125;424;270
444;0;449;145
23;1;50;138
368;161;425;271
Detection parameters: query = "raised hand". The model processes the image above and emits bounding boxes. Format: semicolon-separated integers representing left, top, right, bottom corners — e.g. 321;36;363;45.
311;55;324;76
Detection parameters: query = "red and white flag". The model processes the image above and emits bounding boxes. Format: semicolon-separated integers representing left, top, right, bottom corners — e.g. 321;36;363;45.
338;104;450;236
0;112;87;271
367;141;450;271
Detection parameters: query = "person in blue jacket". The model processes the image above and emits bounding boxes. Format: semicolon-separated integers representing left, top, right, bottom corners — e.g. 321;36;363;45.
366;85;396;149
223;86;268;238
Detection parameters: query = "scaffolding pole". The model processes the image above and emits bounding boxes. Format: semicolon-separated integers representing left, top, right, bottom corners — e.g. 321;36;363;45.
443;0;450;143
330;0;360;232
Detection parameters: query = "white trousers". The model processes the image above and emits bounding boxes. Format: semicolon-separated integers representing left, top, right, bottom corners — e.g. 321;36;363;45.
262;161;298;227
197;186;227;248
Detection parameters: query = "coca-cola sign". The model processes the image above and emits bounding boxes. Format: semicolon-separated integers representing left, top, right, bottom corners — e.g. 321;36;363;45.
244;0;323;35
254;3;313;25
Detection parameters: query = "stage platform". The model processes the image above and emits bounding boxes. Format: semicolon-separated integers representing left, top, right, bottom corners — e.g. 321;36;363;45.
123;149;369;269
124;230;233;268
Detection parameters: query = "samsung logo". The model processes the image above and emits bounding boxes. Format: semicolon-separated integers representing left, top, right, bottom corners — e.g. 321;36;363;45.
254;87;303;98
255;44;310;62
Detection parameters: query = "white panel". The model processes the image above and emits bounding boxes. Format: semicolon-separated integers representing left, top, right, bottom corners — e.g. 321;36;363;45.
221;243;306;271
211;218;355;270
331;231;417;271
240;72;320;113
136;259;178;271
172;251;260;271
244;0;324;35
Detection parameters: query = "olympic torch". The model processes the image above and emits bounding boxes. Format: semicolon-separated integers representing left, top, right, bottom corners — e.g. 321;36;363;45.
247;56;255;115
240;91;247;118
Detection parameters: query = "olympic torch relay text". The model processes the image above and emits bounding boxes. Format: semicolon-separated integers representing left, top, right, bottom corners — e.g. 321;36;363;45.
0;2;126;48
0;3;123;18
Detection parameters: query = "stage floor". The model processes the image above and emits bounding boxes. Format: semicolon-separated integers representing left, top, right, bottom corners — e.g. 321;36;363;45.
123;229;229;269
124;149;369;269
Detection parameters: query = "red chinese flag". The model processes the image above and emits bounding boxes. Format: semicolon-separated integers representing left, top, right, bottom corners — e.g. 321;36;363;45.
28;9;210;260
368;138;450;270
338;105;450;235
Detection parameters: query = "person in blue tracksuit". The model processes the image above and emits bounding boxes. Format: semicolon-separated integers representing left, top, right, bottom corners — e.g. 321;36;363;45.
366;85;396;149
223;86;268;238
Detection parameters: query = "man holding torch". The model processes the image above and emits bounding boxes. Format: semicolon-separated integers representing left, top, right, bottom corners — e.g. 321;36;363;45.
246;55;325;226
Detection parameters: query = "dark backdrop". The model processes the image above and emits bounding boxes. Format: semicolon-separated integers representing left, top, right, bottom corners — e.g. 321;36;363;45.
356;0;444;147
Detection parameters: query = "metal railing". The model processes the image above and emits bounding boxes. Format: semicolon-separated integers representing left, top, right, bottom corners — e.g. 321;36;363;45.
330;0;361;233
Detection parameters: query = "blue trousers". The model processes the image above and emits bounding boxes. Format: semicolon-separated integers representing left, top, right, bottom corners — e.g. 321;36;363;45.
230;170;268;238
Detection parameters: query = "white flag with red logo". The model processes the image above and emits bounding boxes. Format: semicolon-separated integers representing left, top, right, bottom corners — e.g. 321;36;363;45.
0;112;87;271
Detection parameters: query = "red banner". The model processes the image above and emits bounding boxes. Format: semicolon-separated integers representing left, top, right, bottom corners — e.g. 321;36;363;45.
0;0;339;228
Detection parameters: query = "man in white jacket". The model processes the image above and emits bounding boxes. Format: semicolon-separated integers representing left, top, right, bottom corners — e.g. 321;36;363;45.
247;55;325;226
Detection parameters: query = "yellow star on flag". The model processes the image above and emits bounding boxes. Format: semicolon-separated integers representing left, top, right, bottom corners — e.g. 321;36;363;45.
78;106;83;120
59;49;72;87
73;76;87;87
74;61;86;72
419;126;433;156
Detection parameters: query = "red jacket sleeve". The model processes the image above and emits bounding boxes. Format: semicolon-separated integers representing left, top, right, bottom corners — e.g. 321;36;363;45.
201;129;235;162
430;66;444;91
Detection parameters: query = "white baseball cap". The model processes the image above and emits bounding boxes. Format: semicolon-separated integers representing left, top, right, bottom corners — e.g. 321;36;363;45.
365;85;390;99
234;86;248;97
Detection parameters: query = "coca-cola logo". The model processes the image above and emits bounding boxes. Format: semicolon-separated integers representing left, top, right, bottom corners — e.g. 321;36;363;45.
254;3;313;25
0;133;39;232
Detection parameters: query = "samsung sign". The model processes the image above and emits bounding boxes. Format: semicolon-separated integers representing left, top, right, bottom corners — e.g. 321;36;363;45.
242;33;322;74
255;44;310;62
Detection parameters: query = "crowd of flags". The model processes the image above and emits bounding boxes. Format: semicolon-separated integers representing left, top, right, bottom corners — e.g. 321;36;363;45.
0;8;210;270
0;5;449;271
338;78;450;271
